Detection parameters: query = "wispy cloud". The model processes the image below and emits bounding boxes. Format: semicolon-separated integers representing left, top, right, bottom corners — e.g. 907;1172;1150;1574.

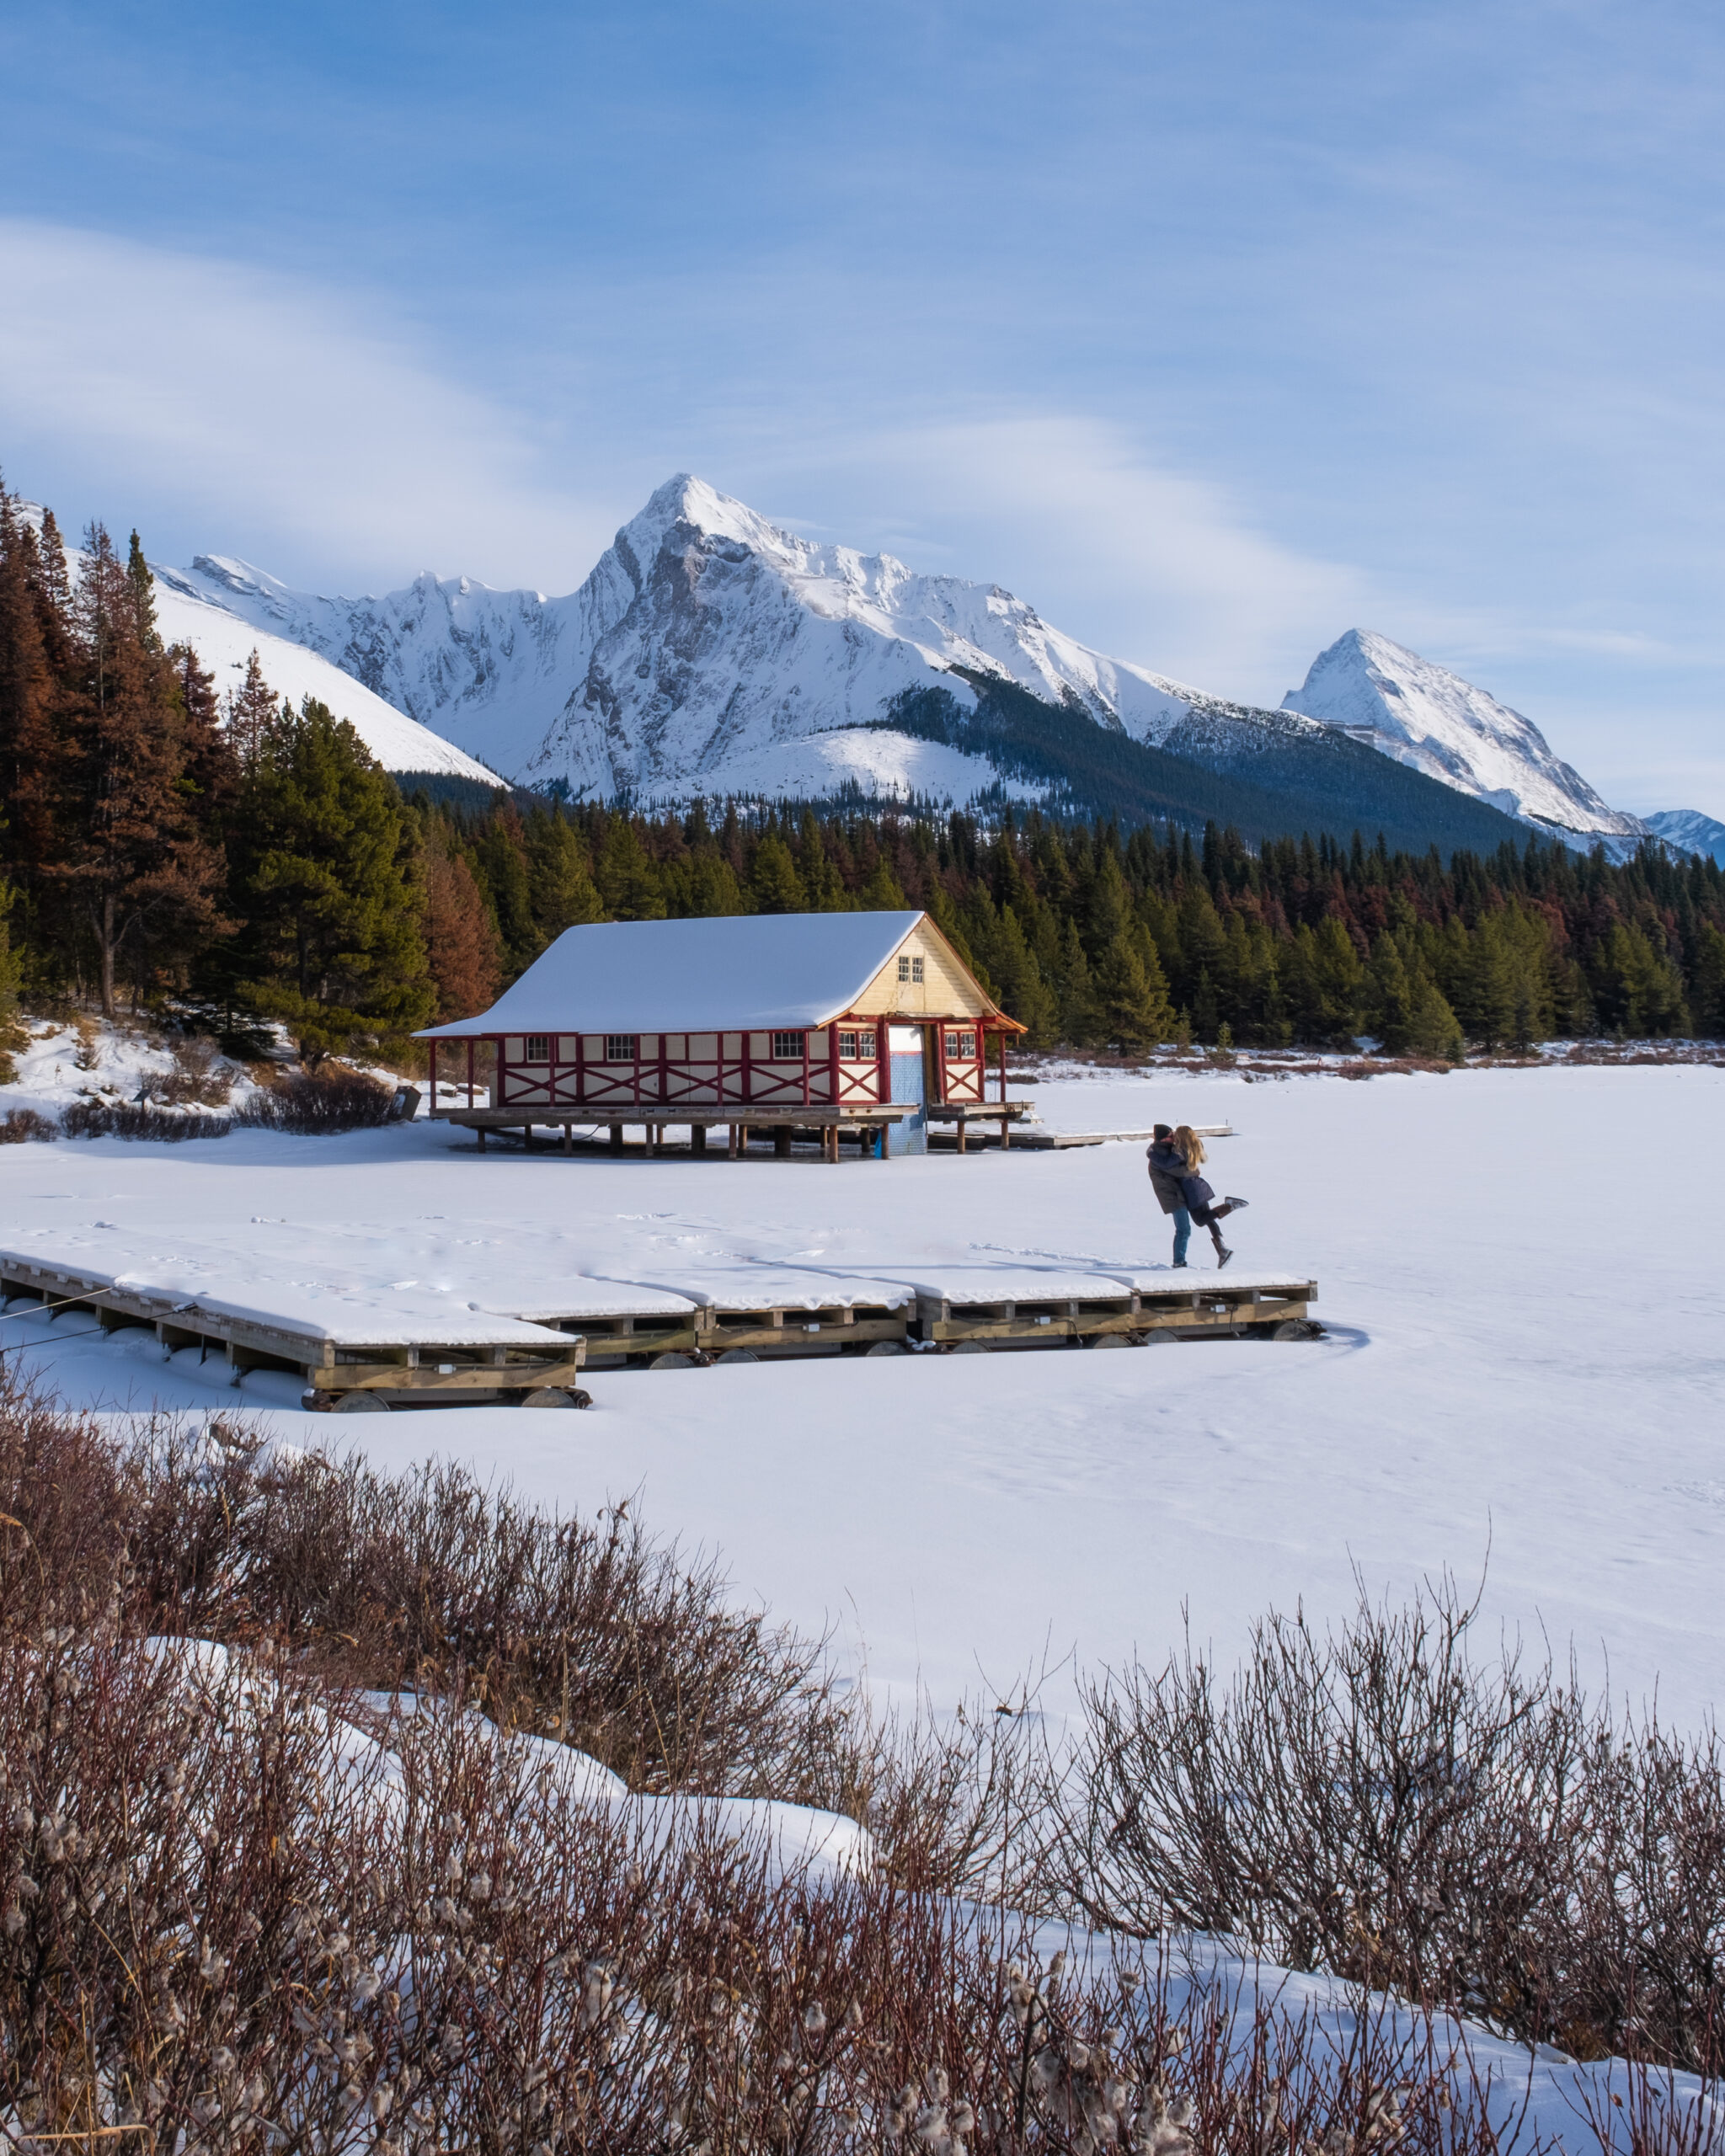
0;219;615;590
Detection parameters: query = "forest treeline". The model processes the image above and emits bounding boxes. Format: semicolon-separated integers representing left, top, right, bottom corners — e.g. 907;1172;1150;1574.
4;487;1725;1062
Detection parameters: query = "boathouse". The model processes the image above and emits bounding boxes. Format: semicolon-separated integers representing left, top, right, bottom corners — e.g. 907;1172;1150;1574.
418;910;1028;1159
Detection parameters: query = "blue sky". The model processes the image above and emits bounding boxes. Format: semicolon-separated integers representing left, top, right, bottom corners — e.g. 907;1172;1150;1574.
2;0;1722;811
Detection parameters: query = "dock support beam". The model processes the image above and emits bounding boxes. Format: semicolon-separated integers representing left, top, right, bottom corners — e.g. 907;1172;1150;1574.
692;1124;707;1155
773;1126;793;1159
610;1123;625;1152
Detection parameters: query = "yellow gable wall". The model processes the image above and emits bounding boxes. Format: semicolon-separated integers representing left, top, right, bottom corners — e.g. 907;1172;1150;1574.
849;918;1001;1022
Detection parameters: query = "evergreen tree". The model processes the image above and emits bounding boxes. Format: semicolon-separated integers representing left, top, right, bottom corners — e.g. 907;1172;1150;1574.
472;810;540;971
0;488;59;895
593;816;666;920
1365;932;1416;1051
50;525;231;1015
424;841;503;1021
524;808;604;942
1093;927;1174;1049
126;530;161;652
857;853;907;910
225;650;280;772
750;831;807;913
234;697;432;1062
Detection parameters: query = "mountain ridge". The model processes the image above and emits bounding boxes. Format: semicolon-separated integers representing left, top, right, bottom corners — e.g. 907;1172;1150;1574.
154;475;1653;851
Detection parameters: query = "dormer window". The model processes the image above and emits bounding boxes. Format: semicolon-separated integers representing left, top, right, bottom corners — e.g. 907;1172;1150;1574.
897;954;924;983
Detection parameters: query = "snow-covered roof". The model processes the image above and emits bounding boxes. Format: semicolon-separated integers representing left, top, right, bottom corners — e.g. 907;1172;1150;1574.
417;911;948;1037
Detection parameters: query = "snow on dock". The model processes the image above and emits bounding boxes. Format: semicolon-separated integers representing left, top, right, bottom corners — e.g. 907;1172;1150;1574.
0;1220;1317;1402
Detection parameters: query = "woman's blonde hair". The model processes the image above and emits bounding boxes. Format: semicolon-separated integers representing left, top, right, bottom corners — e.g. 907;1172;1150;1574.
1172;1124;1206;1167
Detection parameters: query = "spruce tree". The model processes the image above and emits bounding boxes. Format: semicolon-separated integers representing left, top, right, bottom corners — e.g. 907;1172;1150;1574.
524;808;604;942
424;841;503;1021
234;697;432;1062
226;650;280;772
126;530;161;652
594;816;666;920
1093;927;1174;1049
750;831;807;913
51;526;231;1015
857;853;907;910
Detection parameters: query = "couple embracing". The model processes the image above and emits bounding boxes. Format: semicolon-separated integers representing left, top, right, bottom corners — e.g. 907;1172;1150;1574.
1146;1123;1249;1269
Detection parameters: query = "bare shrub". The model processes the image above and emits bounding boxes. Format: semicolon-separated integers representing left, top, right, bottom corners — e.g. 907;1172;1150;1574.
0;1107;56;1144
0;1614;1515;2156
1043;1577;1725;2077
61;1099;232;1141
156;1034;232;1107
237;1066;396;1134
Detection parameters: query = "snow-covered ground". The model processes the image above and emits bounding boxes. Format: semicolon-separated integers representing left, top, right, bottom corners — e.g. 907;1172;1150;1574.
5;1060;1722;1736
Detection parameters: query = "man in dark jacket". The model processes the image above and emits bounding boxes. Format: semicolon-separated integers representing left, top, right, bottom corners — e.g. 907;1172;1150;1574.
1146;1123;1194;1267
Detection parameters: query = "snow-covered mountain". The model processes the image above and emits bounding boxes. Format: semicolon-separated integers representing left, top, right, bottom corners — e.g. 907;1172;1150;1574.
1281;629;1646;847
159;474;1340;804
15;502;497;785
152;476;1646;844
1644;808;1725;866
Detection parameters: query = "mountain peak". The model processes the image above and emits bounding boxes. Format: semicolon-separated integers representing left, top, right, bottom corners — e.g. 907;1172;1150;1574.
1284;629;1643;841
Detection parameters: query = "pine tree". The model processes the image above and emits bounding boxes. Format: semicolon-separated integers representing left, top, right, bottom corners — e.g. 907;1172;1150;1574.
750;831;807;914
594;816;666;920
0;488;60;893
424;843;503;1021
226;650;280;772
1365;932;1416;1051
50;525;231;1015
472;810;539;971
1093;927;1174;1049
524;808;604;942
857;853;907;910
234;697;432;1061
126;530;161;652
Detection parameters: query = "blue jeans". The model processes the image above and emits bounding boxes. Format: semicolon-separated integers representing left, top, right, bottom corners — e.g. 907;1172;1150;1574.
1171;1206;1192;1265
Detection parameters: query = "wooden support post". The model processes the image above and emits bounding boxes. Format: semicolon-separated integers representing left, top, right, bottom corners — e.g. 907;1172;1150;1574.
879;1123;890;1161
773;1126;793;1159
999;1115;1011;1151
727;1123;740;1159
562;1123;572;1155
610;1123;625;1152
692;1123;708;1155
957;1116;968;1155
476;1125;487;1152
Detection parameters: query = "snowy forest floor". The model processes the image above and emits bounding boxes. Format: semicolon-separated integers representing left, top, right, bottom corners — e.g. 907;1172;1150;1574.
3;1054;1722;1732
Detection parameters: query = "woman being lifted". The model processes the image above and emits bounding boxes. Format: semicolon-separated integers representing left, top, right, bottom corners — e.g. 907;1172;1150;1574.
1146;1123;1249;1268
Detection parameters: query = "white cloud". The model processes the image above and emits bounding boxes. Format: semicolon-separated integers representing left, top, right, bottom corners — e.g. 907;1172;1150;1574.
0;219;616;591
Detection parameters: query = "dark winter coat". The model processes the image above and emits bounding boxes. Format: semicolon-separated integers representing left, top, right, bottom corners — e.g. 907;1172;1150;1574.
1180;1169;1219;1220
1146;1141;1190;1216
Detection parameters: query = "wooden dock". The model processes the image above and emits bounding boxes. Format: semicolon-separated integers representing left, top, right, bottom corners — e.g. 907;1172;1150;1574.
2;1246;1319;1410
0;1253;590;1412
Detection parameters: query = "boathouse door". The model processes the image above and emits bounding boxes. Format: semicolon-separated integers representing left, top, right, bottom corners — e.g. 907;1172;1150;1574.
886;1024;927;1155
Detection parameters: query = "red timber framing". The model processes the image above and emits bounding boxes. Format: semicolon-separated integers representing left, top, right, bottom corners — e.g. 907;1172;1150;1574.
431;1021;1015;1116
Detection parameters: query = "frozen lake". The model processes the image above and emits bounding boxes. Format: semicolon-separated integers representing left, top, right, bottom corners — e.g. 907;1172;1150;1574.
4;1059;1722;1726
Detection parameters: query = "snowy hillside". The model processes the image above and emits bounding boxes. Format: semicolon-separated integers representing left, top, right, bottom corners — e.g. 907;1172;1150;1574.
157;476;1341;802
1645;808;1725;866
1283;628;1647;846
13;503;498;784
151;567;500;784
